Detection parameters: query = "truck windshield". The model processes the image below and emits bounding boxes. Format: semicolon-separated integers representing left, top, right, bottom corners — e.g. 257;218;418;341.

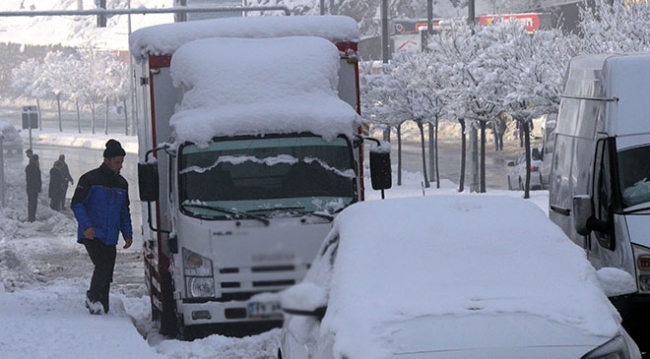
179;134;356;219
617;138;650;210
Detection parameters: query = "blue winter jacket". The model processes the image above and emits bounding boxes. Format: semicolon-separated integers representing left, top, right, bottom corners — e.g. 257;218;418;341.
71;163;133;246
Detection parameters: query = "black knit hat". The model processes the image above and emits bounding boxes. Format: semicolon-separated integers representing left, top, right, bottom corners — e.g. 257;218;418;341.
103;139;126;158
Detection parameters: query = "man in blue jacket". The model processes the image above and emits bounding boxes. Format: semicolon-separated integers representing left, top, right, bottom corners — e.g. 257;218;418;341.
71;139;133;315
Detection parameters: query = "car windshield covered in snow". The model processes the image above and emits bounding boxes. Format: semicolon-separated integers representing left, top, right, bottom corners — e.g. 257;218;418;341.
179;133;357;219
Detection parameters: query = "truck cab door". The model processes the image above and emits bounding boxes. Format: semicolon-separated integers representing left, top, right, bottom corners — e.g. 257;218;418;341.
588;138;616;267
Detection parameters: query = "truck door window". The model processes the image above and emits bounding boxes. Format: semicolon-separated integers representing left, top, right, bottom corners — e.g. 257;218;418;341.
617;139;650;209
549;134;573;212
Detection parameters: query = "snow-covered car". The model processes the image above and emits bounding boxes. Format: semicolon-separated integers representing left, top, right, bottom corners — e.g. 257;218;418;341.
0;120;22;155
507;148;545;190
277;195;641;359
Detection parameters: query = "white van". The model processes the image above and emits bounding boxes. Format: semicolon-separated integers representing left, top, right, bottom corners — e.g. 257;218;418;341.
549;53;650;350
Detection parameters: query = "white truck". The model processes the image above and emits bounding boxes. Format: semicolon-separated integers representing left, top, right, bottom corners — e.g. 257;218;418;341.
549;53;650;349
129;15;391;339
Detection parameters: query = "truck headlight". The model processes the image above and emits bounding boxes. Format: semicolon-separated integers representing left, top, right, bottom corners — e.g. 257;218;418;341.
183;248;215;298
187;277;215;298
634;244;650;294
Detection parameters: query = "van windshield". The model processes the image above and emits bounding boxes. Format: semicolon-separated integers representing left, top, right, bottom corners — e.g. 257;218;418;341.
178;134;357;219
617;141;650;209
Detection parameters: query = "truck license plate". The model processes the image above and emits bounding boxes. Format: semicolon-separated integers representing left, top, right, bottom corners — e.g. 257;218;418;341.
247;301;282;319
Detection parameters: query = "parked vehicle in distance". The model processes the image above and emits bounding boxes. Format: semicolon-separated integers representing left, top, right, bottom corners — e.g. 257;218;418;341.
540;113;556;190
0;120;22;155
279;195;641;359
507;147;545;190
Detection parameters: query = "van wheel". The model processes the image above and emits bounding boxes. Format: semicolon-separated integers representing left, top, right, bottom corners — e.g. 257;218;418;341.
518;178;524;191
507;178;513;190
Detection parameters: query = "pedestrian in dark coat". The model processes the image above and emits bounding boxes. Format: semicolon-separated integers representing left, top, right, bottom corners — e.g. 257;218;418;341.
58;154;74;209
71;139;133;315
49;160;65;211
25;154;42;222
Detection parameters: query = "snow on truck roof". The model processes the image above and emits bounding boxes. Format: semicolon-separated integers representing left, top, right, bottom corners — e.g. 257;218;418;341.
129;15;360;62
169;36;361;145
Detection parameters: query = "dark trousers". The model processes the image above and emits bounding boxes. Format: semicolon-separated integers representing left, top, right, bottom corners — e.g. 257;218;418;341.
50;195;64;211
82;239;117;313
27;191;38;222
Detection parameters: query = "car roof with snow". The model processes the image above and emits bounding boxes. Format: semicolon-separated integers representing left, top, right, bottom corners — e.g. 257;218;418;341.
314;194;623;357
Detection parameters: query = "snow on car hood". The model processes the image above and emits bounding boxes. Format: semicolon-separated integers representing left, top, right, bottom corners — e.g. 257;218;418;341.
320;195;622;359
385;313;610;359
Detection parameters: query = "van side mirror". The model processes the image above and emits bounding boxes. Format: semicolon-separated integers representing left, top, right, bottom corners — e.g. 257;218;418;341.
369;145;392;191
572;195;593;236
138;162;159;202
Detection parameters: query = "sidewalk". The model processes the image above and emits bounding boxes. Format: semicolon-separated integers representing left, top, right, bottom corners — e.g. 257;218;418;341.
21;127;138;154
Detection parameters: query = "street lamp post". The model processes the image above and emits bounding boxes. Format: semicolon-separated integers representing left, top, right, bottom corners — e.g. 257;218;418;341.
381;0;389;64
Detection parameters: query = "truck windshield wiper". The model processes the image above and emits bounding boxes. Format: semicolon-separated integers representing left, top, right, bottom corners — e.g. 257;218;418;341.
248;206;334;222
183;203;269;225
302;211;334;222
247;206;306;213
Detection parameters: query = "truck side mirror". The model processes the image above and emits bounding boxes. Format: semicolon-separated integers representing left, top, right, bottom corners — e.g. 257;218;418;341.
572;195;593;236
370;148;392;191
138;162;159;202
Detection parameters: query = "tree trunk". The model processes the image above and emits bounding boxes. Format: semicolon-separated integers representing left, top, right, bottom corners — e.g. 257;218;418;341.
418;122;430;188
90;104;96;135
104;98;109;135
479;121;485;193
435;118;440;189
76;100;81;134
123;98;129;136
383;126;391;142
523;119;531;199
36;98;42;130
396;123;402;186
56;94;62;132
428;123;434;180
459;118;466;192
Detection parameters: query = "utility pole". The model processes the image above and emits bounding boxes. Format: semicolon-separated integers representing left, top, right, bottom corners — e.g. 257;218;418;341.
427;0;433;35
381;0;390;64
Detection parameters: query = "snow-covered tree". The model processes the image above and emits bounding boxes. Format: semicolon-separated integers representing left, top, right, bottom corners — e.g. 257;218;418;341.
11;58;47;130
578;0;650;54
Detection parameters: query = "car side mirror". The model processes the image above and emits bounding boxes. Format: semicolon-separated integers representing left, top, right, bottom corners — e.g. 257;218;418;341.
572;195;593;236
280;282;327;320
138;162;159;202
596;267;637;297
507;161;515;167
